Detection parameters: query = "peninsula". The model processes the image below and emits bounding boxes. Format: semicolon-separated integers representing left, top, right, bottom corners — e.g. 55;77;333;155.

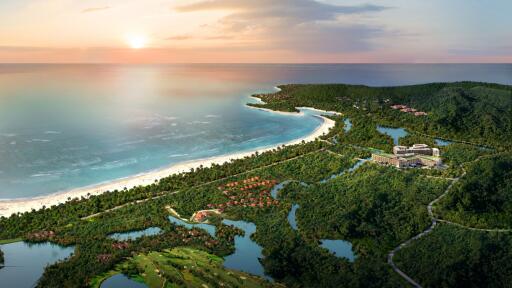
1;82;511;288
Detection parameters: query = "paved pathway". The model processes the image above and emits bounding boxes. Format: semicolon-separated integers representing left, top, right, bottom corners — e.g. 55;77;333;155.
387;153;511;287
82;148;326;220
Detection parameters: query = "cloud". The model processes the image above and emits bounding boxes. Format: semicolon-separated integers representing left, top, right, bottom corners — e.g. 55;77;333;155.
165;35;234;41
174;0;390;53
166;35;192;41
81;6;111;13
176;0;388;18
448;46;512;57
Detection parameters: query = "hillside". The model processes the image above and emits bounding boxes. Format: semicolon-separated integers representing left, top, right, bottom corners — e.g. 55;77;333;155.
251;82;512;148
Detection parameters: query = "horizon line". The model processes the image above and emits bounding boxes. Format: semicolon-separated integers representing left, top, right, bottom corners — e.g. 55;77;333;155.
0;62;511;65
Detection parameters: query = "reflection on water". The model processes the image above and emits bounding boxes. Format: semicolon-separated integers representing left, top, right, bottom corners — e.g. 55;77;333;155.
100;274;147;288
319;239;356;262
1;64;510;199
108;227;162;241
168;215;216;237
287;204;300;231
435;138;452;146
344;118;352;132
0;65;323;199
222;219;269;280
0;241;74;288
320;158;369;183
376;125;408;145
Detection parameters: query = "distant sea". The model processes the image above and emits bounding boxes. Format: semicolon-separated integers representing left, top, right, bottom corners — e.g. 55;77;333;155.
0;64;510;199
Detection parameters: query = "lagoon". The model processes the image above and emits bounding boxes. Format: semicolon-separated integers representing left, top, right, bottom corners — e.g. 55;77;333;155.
344;118;353;132
377;126;408;145
108;227;162;241
168;215;216;237
319;239;356;262
435;138;453;146
100;274;148;288
222;219;269;280
0;241;74;288
287;204;300;231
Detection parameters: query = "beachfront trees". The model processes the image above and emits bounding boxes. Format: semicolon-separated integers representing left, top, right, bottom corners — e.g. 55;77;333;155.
251;82;512;149
1;82;512;287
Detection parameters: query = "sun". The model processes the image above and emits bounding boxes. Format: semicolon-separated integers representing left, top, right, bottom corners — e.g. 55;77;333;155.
126;35;147;49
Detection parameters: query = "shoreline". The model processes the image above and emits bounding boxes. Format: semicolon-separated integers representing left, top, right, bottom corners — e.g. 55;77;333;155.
0;109;335;217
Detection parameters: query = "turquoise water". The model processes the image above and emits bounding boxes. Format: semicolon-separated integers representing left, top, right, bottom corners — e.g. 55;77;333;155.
0;241;74;288
100;274;147;288
287;204;300;231
1;64;510;199
168;215;216;237
0;66;322;199
344;118;353;132
270;181;290;199
320;158;369;183
319;239;356;262
221;219;269;280
435;139;453;146
376;126;408;145
167;215;268;278
108;227;162;241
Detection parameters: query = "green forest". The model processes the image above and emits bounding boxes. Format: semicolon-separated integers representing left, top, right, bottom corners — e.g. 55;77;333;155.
0;82;511;287
91;247;280;288
437;154;512;229
251;82;512;149
394;225;512;287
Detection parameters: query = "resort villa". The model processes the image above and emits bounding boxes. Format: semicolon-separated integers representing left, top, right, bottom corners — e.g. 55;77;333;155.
390;104;429;117
372;144;442;168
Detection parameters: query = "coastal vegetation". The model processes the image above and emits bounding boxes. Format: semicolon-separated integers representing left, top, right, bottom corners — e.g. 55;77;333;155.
251;82;512;149
0;81;511;287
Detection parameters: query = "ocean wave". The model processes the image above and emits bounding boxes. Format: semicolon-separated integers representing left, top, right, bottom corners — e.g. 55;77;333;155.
244;136;268;144
202;148;219;153
71;157;102;167
90;158;138;170
0;133;17;138
149;133;174;140
188;121;210;125
117;139;146;146
31;172;59;178
205;114;221;118
63;146;89;151
170;131;207;140
44;130;62;134
27;139;51;143
168;153;189;158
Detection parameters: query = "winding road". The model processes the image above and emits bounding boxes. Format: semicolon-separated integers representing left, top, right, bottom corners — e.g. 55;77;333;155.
387;153;512;287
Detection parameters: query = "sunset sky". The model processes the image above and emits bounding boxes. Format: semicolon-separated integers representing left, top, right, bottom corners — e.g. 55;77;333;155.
0;0;510;63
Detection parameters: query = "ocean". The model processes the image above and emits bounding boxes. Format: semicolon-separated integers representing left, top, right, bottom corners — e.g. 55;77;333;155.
0;64;510;199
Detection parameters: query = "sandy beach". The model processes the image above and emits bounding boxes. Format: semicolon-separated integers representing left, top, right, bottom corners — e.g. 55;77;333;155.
0;109;335;217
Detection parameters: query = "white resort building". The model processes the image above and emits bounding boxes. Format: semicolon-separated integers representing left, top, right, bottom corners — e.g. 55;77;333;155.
372;144;442;168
